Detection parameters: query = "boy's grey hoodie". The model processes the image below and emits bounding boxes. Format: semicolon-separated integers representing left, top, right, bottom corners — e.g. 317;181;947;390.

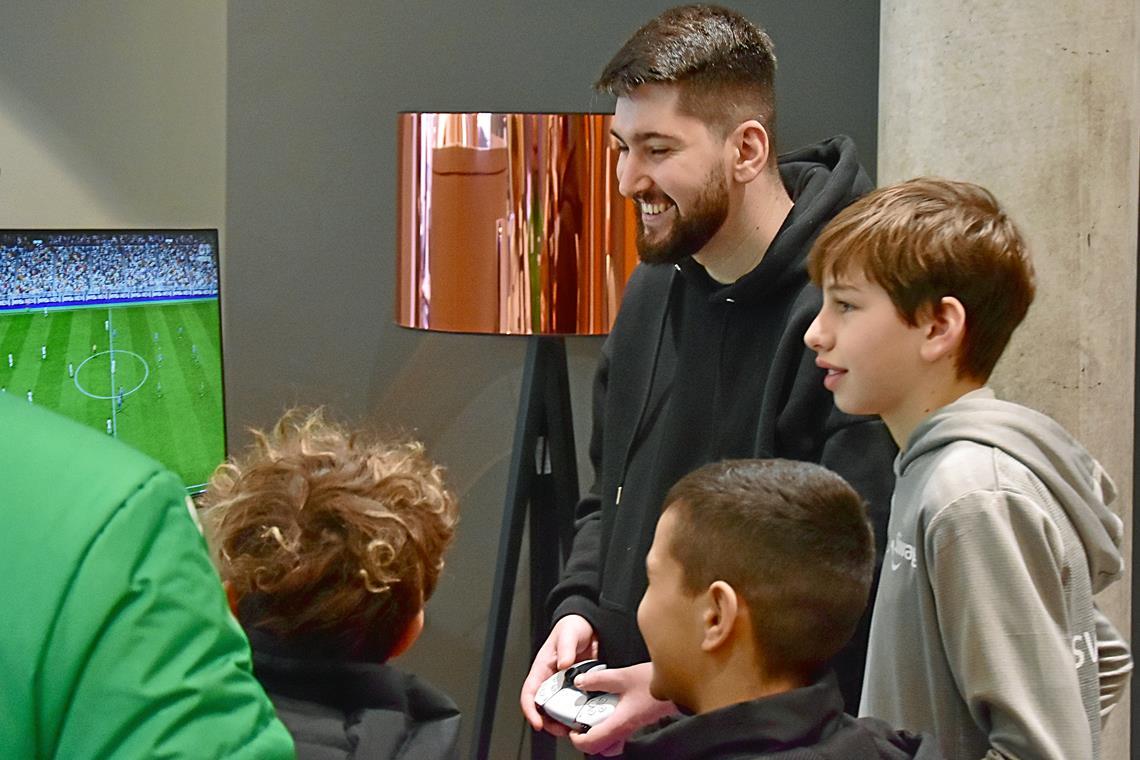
860;388;1131;760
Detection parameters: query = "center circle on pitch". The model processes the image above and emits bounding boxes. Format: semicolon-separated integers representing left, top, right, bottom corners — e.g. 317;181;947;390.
74;350;151;400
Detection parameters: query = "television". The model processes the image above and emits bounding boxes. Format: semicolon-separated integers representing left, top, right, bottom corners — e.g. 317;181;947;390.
0;229;226;493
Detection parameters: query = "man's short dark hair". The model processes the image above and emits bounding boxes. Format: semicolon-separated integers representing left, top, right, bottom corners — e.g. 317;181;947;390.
664;459;873;679
597;4;778;145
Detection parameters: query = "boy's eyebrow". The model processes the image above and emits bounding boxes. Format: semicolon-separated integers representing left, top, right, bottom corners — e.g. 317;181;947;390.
824;282;860;294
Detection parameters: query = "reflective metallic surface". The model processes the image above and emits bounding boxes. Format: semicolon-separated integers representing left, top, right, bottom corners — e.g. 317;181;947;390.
396;113;637;335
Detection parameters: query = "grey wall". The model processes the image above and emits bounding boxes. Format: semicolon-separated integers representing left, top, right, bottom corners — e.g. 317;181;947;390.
225;1;879;756
879;3;1137;755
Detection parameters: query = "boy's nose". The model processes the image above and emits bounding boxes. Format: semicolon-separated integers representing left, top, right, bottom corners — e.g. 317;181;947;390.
804;313;828;350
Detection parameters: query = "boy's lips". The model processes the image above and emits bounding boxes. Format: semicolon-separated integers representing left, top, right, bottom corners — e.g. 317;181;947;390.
816;359;847;391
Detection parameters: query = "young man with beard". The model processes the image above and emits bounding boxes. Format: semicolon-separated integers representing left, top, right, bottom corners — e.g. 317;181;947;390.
519;5;896;755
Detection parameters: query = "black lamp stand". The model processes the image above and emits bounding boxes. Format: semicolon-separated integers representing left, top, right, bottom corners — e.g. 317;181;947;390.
471;335;579;760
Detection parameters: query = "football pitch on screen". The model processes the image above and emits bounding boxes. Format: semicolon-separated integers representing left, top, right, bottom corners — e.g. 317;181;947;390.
0;300;224;490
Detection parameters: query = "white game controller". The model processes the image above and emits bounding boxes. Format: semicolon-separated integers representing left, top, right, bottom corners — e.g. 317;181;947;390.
534;659;621;732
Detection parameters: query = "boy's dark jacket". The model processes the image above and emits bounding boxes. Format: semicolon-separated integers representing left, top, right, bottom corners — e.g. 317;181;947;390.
624;672;944;760
248;628;460;760
548;136;897;709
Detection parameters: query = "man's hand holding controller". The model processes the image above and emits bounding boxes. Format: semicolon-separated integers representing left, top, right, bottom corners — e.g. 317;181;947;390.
521;615;677;756
520;614;599;736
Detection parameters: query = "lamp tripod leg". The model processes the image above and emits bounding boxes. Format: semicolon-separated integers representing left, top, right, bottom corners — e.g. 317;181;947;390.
470;336;579;760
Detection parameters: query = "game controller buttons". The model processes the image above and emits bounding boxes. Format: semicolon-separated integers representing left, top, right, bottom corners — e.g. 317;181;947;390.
536;659;603;708
534;672;562;707
534;660;620;732
578;693;618;727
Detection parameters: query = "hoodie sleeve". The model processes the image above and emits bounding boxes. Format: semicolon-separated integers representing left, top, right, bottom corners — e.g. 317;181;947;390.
547;335;609;630
1094;608;1133;719
925;489;1092;760
47;470;295;759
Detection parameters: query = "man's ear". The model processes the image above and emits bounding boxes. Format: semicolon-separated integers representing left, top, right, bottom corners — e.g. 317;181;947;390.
700;581;740;652
387;608;425;661
729;120;770;184
919;296;967;364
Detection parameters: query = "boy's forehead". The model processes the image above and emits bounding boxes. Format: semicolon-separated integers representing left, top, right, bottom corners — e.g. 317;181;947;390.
649;504;682;557
653;505;676;542
824;256;885;285
823;270;865;290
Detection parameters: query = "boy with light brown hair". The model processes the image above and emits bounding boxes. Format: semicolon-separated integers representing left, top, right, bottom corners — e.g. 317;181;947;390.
201;409;461;760
803;178;1131;759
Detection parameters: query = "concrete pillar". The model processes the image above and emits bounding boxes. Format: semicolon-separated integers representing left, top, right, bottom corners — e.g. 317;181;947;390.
879;2;1138;757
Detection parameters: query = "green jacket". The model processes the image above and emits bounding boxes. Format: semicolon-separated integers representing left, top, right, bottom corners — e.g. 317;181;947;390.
0;395;294;759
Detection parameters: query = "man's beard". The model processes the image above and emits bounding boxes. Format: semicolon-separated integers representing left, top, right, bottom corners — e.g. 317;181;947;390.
635;167;730;265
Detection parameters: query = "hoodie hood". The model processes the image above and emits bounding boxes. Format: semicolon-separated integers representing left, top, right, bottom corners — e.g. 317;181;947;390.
713;134;872;303
899;388;1124;592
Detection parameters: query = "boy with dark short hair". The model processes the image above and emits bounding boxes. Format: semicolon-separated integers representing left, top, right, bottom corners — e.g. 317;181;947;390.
613;459;940;759
804;178;1132;759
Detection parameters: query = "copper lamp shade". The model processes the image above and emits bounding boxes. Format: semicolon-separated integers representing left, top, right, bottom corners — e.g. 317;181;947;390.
396;112;637;335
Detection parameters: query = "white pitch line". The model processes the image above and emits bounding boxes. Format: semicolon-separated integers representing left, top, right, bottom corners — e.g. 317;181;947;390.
108;308;117;437
74;351;149;399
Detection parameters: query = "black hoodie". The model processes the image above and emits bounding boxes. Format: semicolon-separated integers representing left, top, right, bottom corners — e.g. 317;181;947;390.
548;136;897;711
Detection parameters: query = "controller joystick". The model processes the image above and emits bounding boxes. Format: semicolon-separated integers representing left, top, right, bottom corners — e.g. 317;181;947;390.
534;659;621;732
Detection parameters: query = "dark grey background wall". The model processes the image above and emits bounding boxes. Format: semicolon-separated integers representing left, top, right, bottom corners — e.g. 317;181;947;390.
225;2;878;755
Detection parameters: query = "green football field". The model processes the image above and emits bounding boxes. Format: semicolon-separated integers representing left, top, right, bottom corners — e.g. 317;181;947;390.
0;300;225;491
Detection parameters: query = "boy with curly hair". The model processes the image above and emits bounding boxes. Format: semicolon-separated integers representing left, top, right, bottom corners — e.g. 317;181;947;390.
803;178;1131;759
201;409;461;760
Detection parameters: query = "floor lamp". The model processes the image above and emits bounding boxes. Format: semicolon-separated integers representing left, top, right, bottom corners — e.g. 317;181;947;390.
395;112;636;760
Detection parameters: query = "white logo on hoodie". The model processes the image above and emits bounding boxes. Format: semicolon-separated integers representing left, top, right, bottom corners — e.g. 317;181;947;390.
1072;630;1098;669
888;532;918;571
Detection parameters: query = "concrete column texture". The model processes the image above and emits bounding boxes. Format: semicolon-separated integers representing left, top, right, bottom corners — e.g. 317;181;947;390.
879;2;1138;758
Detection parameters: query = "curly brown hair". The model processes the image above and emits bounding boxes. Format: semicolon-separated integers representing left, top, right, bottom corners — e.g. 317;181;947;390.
201;409;458;662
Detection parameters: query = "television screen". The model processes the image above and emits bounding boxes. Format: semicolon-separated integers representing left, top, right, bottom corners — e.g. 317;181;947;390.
0;229;225;493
